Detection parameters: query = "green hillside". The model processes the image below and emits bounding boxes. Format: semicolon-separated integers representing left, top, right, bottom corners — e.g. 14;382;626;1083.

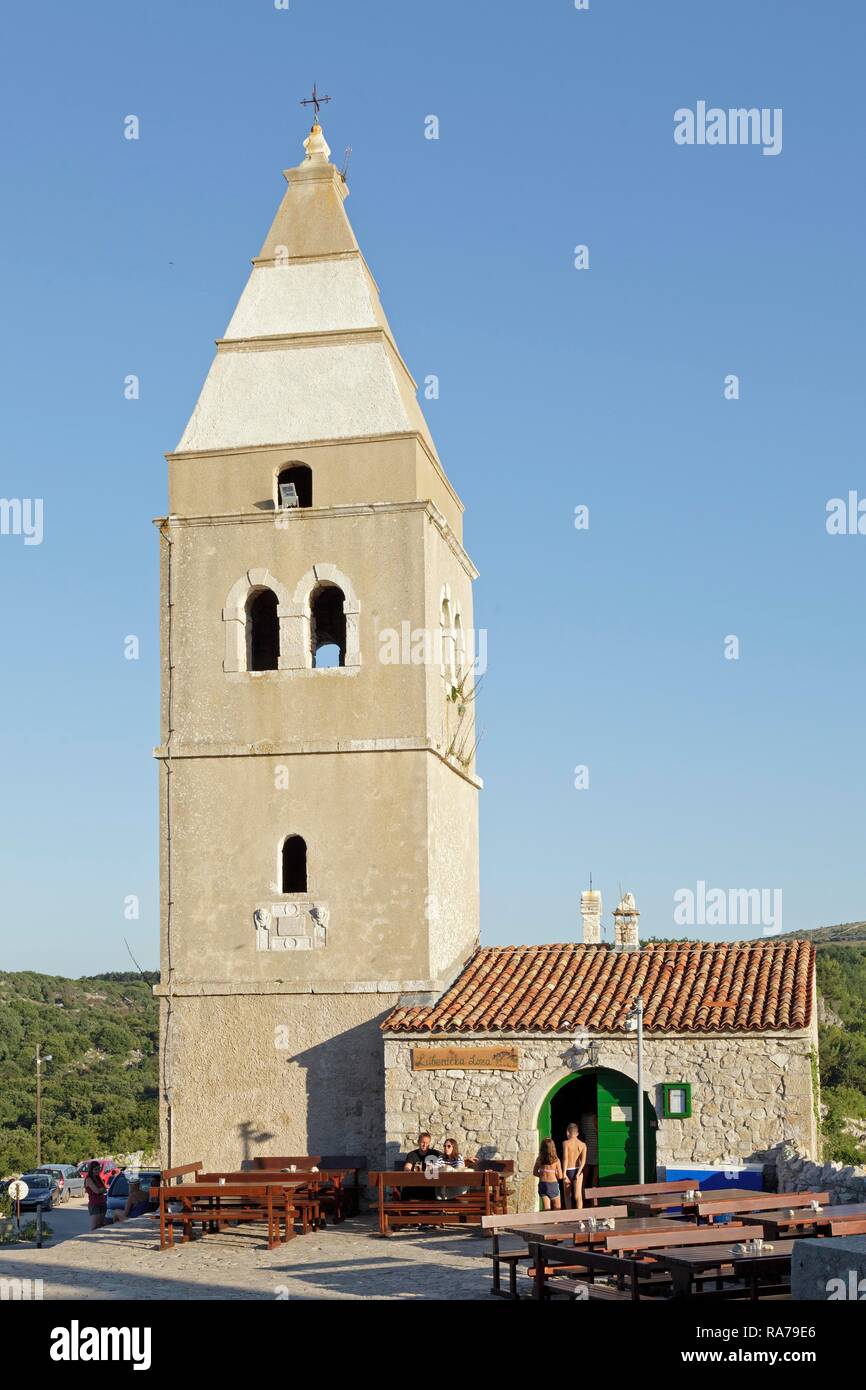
778;921;866;946
814;944;866;1163
0;971;159;1176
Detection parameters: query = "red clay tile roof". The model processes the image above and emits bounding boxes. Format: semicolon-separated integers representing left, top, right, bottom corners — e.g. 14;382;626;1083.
383;941;815;1035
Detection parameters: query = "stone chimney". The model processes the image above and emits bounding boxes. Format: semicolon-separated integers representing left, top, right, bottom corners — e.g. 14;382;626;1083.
613;891;640;950
580;889;602;944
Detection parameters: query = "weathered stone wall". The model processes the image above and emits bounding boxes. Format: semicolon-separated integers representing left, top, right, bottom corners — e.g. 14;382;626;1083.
774;1142;866;1204
384;1032;818;1211
161;992;399;1171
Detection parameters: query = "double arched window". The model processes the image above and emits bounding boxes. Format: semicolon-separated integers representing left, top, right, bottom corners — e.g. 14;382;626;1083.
223;566;361;673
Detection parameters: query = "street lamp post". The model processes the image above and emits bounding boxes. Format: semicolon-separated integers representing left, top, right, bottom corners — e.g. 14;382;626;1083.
35;1045;52;1167
625;997;645;1182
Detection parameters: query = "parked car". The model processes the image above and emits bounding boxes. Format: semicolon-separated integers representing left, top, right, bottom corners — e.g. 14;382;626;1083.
16;1172;60;1211
76;1159;120;1186
36;1164;85;1200
106;1169;161;1221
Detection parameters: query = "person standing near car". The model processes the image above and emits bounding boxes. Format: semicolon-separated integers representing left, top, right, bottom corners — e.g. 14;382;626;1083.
84;1160;107;1229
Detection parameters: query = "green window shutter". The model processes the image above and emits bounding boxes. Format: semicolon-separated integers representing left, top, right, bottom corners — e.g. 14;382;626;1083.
662;1082;692;1119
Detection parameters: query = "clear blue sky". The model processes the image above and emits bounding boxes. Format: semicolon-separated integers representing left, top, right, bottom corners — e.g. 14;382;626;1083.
1;0;864;975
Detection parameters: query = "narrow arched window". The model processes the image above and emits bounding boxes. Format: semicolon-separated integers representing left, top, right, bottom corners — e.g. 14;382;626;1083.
276;464;312;510
246;588;279;671
282;835;307;893
310;584;346;668
441;597;456;684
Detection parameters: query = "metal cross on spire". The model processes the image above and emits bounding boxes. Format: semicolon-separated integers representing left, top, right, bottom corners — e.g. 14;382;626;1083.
300;82;332;122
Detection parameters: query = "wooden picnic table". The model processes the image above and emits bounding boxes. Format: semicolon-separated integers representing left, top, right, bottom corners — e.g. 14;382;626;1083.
738;1201;866;1240
691;1189;831;1225
626;1186;758;1218
525;1220;755;1296
196;1172;327;1231
645;1239;796;1300
157;1181;293;1250
251;1158;363;1220
369;1169;498;1236
511;1215;689;1248
482;1206;628;1299
585;1179;694;1207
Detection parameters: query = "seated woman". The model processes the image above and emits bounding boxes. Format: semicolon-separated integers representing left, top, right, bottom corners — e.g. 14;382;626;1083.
533;1138;564;1211
436;1136;468;1200
562;1123;587;1209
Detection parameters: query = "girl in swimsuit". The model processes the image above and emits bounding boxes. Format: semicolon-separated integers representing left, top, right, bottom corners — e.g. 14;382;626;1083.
532;1138;564;1210
562;1122;587;1209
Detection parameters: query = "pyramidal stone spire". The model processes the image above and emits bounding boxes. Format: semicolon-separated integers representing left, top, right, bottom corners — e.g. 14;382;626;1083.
175;120;437;459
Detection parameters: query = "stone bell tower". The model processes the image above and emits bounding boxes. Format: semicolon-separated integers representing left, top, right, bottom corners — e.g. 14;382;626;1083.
155;118;481;1168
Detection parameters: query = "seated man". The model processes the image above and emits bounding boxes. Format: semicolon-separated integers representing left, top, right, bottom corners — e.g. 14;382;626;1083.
112;1176;150;1223
402;1131;442;1207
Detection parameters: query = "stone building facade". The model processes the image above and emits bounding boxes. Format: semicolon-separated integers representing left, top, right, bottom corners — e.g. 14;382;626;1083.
383;1029;818;1211
383;936;819;1209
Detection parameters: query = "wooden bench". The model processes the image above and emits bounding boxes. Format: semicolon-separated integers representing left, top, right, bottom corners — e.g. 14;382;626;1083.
160;1161;203;1186
694;1191;831;1225
529;1241;672;1302
481;1206;629;1299
467;1159;514;1215
369;1169;498;1236
605;1223;746;1254
584;1179;693;1208
829;1218;866;1236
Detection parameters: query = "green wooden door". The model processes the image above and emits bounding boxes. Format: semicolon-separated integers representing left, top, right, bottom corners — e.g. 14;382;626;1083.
537;1072;578;1143
596;1067;656;1184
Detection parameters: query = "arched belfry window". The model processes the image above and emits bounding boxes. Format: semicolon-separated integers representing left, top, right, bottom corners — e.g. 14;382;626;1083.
223;569;292;674
246;588;279;671
281;835;307;893
310;584;346;668
289;565;361;672
276;464;312;510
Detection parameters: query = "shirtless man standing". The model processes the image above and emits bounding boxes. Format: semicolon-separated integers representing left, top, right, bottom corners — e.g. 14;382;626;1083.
562;1123;588;1208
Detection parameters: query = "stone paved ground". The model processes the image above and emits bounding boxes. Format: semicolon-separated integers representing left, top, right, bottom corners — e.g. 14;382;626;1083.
0;1207;492;1300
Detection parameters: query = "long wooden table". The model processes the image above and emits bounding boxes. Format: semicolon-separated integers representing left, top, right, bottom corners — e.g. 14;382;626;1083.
645;1239;796;1300
738;1201;866;1240
157;1181;296;1250
198;1171;327;1233
626;1186;758;1218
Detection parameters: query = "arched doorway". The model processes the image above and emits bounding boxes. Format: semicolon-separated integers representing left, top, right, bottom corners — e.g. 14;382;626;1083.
538;1067;657;1189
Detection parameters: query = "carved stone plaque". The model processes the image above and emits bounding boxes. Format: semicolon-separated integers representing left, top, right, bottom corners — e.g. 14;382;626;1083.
254;901;329;952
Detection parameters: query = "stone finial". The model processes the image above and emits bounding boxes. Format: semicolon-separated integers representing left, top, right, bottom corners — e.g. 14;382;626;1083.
302;121;331;165
613;891;640;950
580;889;602;945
